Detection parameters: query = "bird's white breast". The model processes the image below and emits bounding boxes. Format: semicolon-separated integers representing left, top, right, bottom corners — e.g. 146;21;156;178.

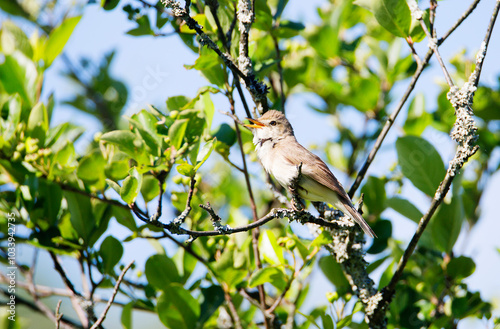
255;137;297;189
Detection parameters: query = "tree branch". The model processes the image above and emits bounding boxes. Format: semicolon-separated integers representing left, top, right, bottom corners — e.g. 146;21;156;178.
438;0;482;45
348;0;485;198
49;252;82;298
161;0;268;112
348;48;433;198
370;1;499;321
0;290;83;329
90;261;134;329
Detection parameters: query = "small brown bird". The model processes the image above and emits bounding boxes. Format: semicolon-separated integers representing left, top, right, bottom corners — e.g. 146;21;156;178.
245;110;376;238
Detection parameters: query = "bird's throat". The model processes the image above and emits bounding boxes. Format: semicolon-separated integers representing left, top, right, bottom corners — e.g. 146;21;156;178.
258;137;273;147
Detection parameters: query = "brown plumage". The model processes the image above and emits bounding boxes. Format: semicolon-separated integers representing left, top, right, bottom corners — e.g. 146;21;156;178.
246;110;376;238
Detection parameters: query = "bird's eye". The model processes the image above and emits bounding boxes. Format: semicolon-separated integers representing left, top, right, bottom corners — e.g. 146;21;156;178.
270;121;277;126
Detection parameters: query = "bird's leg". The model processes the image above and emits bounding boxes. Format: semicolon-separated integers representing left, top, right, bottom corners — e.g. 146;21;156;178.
289;162;305;211
290;195;305;211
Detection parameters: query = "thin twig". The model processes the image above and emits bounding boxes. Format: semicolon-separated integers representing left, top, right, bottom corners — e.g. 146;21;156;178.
223;284;243;329
272;34;286;112
49;252;82;297
470;0;500;88
348;48;433;197
429;0;438;38
406;38;422;67
55;300;63;329
220;110;246;126
438;0;482;45
0;290;82;329
208;0;253;118
58;181;130;211
150;174;166;221
90;261;134;329
417;15;454;87
23;260;76;329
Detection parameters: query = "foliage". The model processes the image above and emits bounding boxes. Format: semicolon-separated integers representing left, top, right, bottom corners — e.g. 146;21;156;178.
0;0;499;328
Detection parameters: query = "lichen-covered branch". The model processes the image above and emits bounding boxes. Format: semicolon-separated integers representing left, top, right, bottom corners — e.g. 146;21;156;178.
161;0;268;113
348;0;484;198
369;2;499;324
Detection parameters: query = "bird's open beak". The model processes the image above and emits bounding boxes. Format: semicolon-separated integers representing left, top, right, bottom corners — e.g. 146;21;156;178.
244;118;265;129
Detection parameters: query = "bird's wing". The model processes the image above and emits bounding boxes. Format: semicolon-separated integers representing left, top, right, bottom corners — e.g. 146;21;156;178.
282;142;377;238
281;143;352;205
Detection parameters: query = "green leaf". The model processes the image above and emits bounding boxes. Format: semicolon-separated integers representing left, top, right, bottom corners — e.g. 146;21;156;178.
451;291;486;319
27;102;48;143
113;206;137;232
354;0;411;38
430;196;464;253
106;179;121;195
157;284;200;329
99;236;123;274
120;167;143;204
1;20;33;58
446;256;475;280
198;286;225;327
64;191;95;243
361;176;386;216
121;302;133;329
0;53;37;106
167;95;191;111
310;231;333;249
169;119;189;150
172;247;197;283
200;92;214;131
194;139;215;171
321;314;334;329
318;256;350;295
385;197;423;223
177;162;195;177
145;254;181;291
105;160;129;181
396;136;445;197
101;0;120;11
404;93;432;136
100;130;146;163
367;219;392;254
77;151;106;182
409;8;429;43
185;48;226;87
126;15;154;36
141;175;161;203
0;0;30;19
253;0;273;31
336;314;353;329
248;267;287;291
44;16;82;66
126;112;161;156
276;20;305;38
259;230;286;265
212;123;236;146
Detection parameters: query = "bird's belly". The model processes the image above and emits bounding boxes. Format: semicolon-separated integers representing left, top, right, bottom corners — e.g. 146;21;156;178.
298;176;335;204
257;147;297;188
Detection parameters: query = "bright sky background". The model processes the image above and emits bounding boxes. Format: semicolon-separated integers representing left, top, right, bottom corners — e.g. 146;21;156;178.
7;0;500;328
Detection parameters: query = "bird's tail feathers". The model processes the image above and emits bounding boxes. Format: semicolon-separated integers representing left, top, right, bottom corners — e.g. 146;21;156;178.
338;203;377;238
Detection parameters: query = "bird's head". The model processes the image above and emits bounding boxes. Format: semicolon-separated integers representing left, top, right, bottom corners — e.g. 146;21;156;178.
244;110;294;140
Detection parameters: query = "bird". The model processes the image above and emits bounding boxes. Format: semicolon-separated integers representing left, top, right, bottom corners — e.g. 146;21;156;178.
245;110;376;238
